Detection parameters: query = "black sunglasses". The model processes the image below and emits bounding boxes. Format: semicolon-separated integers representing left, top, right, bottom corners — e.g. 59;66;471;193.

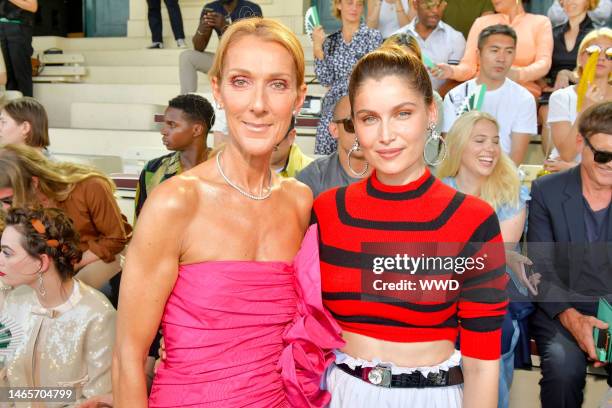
332;117;355;133
583;136;612;164
585;45;612;61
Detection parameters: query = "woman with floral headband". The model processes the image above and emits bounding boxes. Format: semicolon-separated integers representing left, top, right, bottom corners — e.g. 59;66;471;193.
0;207;115;407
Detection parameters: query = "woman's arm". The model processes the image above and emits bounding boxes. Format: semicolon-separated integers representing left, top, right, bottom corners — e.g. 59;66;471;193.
366;0;381;29
82;178;130;263
435;16;483;81
313;33;335;87
394;0;414;27
514;17;553;83
112;180;190;407
462;356;500;408
550;121;579;161
8;0;37;12
500;207;527;244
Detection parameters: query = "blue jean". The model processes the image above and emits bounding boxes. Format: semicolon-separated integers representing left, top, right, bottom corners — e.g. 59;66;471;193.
499;319;520;408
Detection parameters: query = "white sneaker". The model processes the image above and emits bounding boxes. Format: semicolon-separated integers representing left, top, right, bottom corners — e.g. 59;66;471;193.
147;42;164;49
177;39;187;48
601;387;612;408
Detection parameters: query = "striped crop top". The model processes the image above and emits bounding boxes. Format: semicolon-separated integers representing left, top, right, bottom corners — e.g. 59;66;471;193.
312;168;509;360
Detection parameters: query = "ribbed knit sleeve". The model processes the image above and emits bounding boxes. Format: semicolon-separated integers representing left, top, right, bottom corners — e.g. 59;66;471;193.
456;202;509;360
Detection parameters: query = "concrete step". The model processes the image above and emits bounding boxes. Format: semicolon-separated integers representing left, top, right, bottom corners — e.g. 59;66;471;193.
48;47;316;67
33;33;314;53
35;83;182;128
71;102;165;131
126;15;305;38
49;128;165;159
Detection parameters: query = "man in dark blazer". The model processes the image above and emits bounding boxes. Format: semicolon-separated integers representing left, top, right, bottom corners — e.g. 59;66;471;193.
528;102;612;408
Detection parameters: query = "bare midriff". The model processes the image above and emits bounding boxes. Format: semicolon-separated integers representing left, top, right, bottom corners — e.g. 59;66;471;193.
340;331;456;367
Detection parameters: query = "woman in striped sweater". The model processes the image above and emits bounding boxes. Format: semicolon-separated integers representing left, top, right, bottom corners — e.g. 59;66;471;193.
313;44;509;407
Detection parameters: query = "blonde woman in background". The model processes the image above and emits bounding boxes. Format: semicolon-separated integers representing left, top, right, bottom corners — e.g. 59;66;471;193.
545;27;611;172
437;111;535;408
0;144;131;290
312;0;383;154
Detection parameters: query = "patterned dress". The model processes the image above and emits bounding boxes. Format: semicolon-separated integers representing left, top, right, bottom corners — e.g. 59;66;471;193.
314;24;382;155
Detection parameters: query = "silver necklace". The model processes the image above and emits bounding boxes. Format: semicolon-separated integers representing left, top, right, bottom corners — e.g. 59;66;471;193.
216;151;273;200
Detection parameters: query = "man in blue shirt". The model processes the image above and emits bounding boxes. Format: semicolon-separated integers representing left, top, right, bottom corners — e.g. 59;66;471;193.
178;0;262;94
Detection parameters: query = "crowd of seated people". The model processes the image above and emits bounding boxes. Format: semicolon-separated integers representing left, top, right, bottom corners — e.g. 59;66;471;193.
0;0;610;407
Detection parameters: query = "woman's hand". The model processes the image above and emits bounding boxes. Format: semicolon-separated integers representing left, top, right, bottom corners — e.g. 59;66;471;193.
543;159;576;173
581;84;609;113
432;63;453;80
553;70;573;90
312;26;326;60
77;393;113;408
505;250;541;296
366;0;382;28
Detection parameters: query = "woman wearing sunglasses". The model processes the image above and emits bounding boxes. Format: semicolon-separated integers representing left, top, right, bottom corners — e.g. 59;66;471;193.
545;28;611;173
314;44;508;407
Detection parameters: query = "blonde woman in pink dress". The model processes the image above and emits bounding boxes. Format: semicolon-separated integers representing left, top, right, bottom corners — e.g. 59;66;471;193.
112;18;343;408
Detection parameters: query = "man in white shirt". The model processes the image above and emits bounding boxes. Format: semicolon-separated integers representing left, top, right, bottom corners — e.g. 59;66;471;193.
442;24;536;165
393;0;465;90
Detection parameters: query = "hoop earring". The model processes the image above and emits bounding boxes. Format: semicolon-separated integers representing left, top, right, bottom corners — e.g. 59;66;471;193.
423;122;447;167
37;271;46;297
347;138;369;177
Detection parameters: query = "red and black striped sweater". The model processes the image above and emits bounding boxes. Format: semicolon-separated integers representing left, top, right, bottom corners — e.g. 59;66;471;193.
313;168;509;360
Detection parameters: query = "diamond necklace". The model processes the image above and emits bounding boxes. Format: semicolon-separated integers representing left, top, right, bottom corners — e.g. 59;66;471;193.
216;151;273;200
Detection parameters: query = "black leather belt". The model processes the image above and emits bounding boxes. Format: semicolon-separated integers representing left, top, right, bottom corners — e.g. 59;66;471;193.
335;363;464;388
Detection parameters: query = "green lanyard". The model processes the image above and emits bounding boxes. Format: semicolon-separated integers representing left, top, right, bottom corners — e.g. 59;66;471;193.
0;17;22;24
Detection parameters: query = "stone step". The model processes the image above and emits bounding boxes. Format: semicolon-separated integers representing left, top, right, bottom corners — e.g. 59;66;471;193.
41;47;316;67
35;83;181;128
70;102;166;131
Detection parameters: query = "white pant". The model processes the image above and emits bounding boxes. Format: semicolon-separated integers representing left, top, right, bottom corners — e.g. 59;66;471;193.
326;351;463;408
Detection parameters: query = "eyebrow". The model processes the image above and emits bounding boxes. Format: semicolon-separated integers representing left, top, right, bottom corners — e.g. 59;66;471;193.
355;102;418;115
0;245;13;251
226;68;293;79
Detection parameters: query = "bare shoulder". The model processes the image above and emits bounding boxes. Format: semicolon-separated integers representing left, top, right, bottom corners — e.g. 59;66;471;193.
278;177;314;220
139;173;202;225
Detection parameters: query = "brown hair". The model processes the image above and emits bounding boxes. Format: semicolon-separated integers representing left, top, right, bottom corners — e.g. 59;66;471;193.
3;97;49;148
383;33;422;60
6;207;82;281
348;43;434;112
208;18;305;89
579;101;612;139
0;144;114;207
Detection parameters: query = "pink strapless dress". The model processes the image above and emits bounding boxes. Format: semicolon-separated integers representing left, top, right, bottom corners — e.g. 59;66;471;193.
149;225;344;408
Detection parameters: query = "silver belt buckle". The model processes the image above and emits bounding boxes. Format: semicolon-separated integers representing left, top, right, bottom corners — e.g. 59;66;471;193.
367;364;392;387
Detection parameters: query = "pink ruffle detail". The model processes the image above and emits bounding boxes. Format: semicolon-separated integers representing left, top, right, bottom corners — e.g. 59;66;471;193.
278;225;345;408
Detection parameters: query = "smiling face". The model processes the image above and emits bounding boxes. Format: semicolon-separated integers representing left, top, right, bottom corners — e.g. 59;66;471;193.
352;74;436;184
0;110;28;146
211;35;305;157
0;226;38;287
460;119;501;179
580;132;612;187
478;34;516;82
560;0;589;18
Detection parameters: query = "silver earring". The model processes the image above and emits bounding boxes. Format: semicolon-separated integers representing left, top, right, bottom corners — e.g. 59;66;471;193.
215;102;223;110
347;138;369;177
424;122;447;167
37;271;46;297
